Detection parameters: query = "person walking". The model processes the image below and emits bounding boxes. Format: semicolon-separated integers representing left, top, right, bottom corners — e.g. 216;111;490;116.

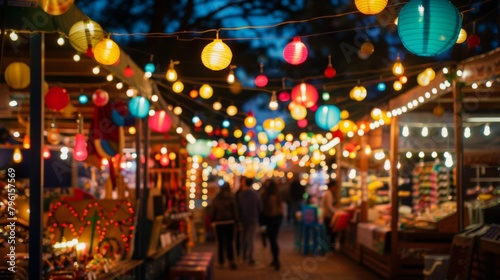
289;177;305;225
261;179;283;270
236;176;262;265
210;182;238;269
320;180;339;252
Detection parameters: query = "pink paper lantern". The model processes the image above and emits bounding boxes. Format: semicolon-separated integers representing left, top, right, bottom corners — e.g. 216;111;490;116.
297;119;308;128
123;65;134;77
149;110;172;133
278;91;290;102
45;87;70;110
92;89;109;106
255;74;268;87
291;82;318;108
283;37;308;65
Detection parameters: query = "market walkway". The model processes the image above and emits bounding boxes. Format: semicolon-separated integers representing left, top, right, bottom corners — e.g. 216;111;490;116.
192;224;383;280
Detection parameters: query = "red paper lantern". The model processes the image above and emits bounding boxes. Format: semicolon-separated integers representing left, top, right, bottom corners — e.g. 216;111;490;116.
45;87;70;110
324;65;336;78
283;37;308;65
291;82;318;108
297;119;308;128
255;74;268;87
149;110;172;133
123;65;134;77
160;154;170;166
467;34;480;48
278;91;290;102
92;89;109;107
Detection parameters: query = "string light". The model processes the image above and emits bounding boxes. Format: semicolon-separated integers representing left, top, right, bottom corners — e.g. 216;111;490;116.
73;53;81;62
441;126;448;138
402;125;409;137
483;123;490;136
421;126;429;137
464;127;471;138
9;31;18;41
92;66;100;75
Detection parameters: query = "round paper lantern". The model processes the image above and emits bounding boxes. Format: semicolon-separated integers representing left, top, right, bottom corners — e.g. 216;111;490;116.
199;84;213;99
397;0;461;56
278;91;290;102
377;82;386;91
340;110;349;120
456;28;467;44
393;81;403;91
186;139;212;158
290;103;307;120
255;74;268;87
92;89;109;106
324;65;336;78
283;37;308;65
424;68;436;80
4;62;30;89
315;105;341;131
128;96;150;119
297;119;308;128
45;87;70;110
93;38;120;65
349;85;367;101
291;82;318;108
160;154;170;166
149;110;172;133
123;66;134;77
226;105;238;116
467;34;480;48
39;0;74;15
172;81;184;93
355;0;388;15
339;120;357;134
201;39;232;71
144;62;155;73
68;20;104;54
360;41;375;55
244;112;257;128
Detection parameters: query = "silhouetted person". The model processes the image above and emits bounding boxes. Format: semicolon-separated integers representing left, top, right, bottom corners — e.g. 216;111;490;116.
289;178;305;225
211;182;238;269
262;179;283;270
321;180;339;251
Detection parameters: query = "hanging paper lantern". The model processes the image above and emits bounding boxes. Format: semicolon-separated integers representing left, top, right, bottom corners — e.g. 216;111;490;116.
244;112;257;128
339;120;357;134
315;105;341;131
297;119;308;128
212;146;225;158
417;72;431;86
255;74;268;87
340;110;349;120
278;91;290;102
355;0;388;15
393;81;403;91
377;82;386;91
360;41;375;55
123;65;134;77
79;94;88;104
370;108;383;120
357;120;370;133
144;62;155;73
201;39;232;71
199;84;213;99
397;0;461;56
149;110;172;133
159;154;170;166
128;96;150;119
229;80;242;94
68;20;104;54
291;82;318;108
73;134;88;161
467;34;480;48
349;85;367;101
39;0;74;15
283;37;308;65
290;103;307;120
186;139;212;158
92;89;109;107
4;62;30;89
456;29;467;44
324;65;336;78
93;38;121;65
45;87;70;110
226;105;238;116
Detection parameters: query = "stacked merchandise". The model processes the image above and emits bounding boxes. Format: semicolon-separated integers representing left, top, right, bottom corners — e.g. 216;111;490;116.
412;162;438;213
434;163;455;205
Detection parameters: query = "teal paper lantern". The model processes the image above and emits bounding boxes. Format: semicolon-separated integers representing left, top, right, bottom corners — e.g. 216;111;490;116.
397;0;461;56
315;105;341;131
186;139;212;158
128;96;150;118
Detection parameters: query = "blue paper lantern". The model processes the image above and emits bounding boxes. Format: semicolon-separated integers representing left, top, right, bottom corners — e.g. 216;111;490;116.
128;96;150;119
78;94;88;104
397;0;461;56
315;105;341;131
377;82;386;91
144;62;155;73
186;139;212;158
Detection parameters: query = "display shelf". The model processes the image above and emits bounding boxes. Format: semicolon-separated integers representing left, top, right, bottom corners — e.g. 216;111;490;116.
148;233;187;260
96;259;143;280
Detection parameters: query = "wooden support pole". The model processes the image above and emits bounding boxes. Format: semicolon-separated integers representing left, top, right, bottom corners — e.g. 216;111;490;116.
390;116;400;279
453;72;465;231
359;135;368;222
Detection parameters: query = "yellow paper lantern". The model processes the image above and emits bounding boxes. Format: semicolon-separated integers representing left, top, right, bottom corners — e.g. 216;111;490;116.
39;0;74;15
212;146;225;158
4;62;30;89
274;118;285;131
349;85;367;101
201;39;232;71
424;68;436;81
172;81;184;93
355;0;388;15
199;84;213;99
227;105;238;116
233;129;243;138
339;120;357;134
290;103;307;120
258;132;269;144
93;38;120;65
68;20;104;53
456;28;467;44
244;114;257;128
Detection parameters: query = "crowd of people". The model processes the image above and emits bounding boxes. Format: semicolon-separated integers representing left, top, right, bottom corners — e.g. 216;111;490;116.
209;175;340;271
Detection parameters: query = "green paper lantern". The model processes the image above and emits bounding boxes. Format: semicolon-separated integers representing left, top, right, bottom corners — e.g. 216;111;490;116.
397;0;461;56
128;96;150;119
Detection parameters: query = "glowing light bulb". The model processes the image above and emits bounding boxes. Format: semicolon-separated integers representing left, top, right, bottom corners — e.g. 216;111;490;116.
384;159;390;171
43;146;51;159
73;54;81;62
441;127;448;138
13;148;22;163
57;36;65;46
484;123;490;136
73;134;88;161
402;125;409;137
421;126;428;137
92;66;100;75
106;74;113;82
9;31;18;41
406;151;412;158
464;127;471;138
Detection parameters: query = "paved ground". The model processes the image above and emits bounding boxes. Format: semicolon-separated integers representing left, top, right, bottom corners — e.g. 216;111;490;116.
192;224;383;280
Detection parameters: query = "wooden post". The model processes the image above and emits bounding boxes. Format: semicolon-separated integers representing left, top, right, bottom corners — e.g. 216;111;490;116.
28;33;44;279
453;71;464;231
390;116;400;279
335;143;342;205
359;135;368;222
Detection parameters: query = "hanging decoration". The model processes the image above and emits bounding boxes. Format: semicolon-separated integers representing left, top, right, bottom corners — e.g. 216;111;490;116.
128;96;150;119
45;87;70;111
149;110;172;133
123;65;134;77
12;148;22;163
92;89;109;107
315;105;341;131
289;102;307;120
201;35;233;71
354;0;388;15
93;37;121;65
349;85;367;101
226;105;238;116
255;63;268;87
291;82;318;108
4;62;30;89
324;55;337;78
166;60;179;82
68;20;104;56
244;112;257;128
226;65;237;84
283;37;308;65
73;114;88;161
172;81;184;93
456;29;467;44
360;41;375;56
397;0;461;56
392;55;404;76
39;0;74;15
199;84;213;99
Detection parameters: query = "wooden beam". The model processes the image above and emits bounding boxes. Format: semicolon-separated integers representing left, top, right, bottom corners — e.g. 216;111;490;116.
389;115;399;279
